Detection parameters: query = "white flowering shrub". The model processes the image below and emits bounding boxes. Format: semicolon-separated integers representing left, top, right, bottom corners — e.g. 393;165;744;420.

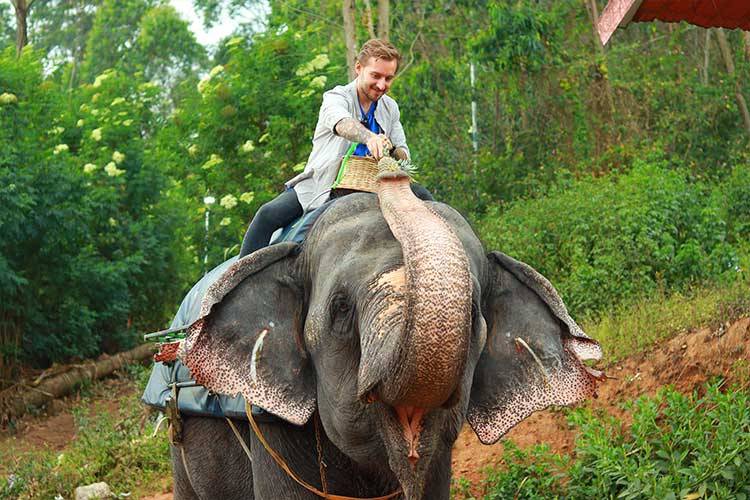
220;194;238;209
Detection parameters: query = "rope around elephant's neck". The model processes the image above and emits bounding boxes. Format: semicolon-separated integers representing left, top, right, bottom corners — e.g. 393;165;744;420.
243;401;403;500
315;413;329;496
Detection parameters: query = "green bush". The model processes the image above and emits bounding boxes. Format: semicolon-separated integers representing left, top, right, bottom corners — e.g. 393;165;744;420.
480;443;567;499
566;383;750;499
720;162;750;242
153;29;341;269
1;404;170;499
0;47;189;370
475;382;750;499
478;158;740;318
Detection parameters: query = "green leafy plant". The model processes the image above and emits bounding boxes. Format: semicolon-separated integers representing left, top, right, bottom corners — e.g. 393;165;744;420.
478;158;743;320
481;443;567;499
480;382;750;500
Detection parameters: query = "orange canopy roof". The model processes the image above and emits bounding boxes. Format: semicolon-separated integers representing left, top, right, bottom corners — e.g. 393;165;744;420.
598;0;750;45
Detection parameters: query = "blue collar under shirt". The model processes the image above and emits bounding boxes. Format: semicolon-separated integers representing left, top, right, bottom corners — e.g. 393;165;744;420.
353;99;382;156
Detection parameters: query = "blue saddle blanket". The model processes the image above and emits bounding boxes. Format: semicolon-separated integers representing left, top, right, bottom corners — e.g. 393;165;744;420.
140;204;328;420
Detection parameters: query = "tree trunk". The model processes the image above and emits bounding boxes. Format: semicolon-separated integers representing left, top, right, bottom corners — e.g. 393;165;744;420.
584;0;603;54
11;0;31;57
588;0;600;23
0;312;22;389
702;29;711;85
583;0;616;117
363;0;376;39
68;55;78;91
377;0;389;41
342;0;357;80
0;343;156;422
744;31;750;60
715;28;750;139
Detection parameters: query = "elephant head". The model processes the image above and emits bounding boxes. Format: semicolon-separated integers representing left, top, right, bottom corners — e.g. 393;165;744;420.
178;165;602;498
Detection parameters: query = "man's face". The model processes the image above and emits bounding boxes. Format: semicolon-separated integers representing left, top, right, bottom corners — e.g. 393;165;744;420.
355;57;398;104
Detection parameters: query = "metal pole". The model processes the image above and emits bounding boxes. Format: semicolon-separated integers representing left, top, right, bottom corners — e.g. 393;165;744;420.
203;208;210;274
202;195;215;275
470;61;480;206
470;61;479;152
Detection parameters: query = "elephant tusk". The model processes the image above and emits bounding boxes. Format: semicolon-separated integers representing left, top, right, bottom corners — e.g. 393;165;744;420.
515;337;551;389
250;329;269;383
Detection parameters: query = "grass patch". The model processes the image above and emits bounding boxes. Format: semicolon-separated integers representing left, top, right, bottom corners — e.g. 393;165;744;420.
0;364;170;499
582;268;750;362
454;381;750;499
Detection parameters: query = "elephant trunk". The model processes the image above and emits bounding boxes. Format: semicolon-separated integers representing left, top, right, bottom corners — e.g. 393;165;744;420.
373;159;472;409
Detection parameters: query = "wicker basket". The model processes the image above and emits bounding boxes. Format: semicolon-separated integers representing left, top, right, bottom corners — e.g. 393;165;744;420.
333;155;379;193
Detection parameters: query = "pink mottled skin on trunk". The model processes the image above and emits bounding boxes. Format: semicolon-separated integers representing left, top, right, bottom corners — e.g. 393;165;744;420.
375;168;473;415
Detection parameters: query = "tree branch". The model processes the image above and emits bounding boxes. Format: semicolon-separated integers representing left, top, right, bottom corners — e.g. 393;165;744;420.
397;29;422;75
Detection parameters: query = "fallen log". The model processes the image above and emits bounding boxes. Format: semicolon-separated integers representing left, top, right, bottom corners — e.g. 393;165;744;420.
0;343;156;423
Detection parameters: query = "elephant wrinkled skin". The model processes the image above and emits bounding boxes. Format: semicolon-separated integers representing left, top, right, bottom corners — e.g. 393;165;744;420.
169;186;602;500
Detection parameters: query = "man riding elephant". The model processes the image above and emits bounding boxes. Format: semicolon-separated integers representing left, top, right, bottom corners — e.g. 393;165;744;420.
159;157;604;499
238;38;432;258
144;37;605;500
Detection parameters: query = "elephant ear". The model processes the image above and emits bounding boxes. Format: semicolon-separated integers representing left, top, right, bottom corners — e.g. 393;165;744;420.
179;242;315;426
468;251;604;444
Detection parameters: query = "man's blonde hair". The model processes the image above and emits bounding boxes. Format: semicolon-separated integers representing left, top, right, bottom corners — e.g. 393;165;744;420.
356;39;401;71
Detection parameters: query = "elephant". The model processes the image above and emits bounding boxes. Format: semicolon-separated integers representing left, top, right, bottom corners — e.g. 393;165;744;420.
165;162;603;499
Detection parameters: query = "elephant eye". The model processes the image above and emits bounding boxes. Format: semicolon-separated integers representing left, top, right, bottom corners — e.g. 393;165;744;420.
331;296;351;316
330;294;355;340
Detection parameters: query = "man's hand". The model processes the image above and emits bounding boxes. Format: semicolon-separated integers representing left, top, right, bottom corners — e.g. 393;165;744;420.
392;147;408;161
365;133;392;160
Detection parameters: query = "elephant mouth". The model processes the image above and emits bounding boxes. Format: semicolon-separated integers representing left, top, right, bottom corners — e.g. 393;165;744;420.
376;402;453;499
394;405;425;466
363;390;426;466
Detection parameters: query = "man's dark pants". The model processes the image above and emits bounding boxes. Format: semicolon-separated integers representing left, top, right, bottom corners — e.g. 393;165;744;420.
238;184;434;258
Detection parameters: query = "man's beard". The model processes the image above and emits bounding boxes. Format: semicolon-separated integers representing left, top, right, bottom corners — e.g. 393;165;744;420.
368;88;384;100
359;81;384;102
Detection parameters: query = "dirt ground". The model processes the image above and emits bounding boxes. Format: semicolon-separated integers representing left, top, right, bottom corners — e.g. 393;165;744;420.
3;317;748;499
0;376;136;460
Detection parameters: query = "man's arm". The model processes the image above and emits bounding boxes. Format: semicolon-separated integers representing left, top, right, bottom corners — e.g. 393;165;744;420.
334;117;390;160
334;117;375;144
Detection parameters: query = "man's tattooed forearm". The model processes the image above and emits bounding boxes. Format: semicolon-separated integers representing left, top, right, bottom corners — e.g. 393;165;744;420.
335;118;374;143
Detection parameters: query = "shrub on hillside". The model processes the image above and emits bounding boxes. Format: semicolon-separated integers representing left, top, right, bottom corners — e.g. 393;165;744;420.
0;390;170;498
477;443;567;499
478;159;738;318
566;383;750;499
462;382;750;500
720;162;750;242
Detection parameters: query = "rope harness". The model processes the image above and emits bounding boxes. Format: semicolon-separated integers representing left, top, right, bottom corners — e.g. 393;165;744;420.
241;401;402;500
163;369;401;498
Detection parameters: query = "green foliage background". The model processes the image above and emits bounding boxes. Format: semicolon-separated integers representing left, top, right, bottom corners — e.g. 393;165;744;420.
1;0;749;373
